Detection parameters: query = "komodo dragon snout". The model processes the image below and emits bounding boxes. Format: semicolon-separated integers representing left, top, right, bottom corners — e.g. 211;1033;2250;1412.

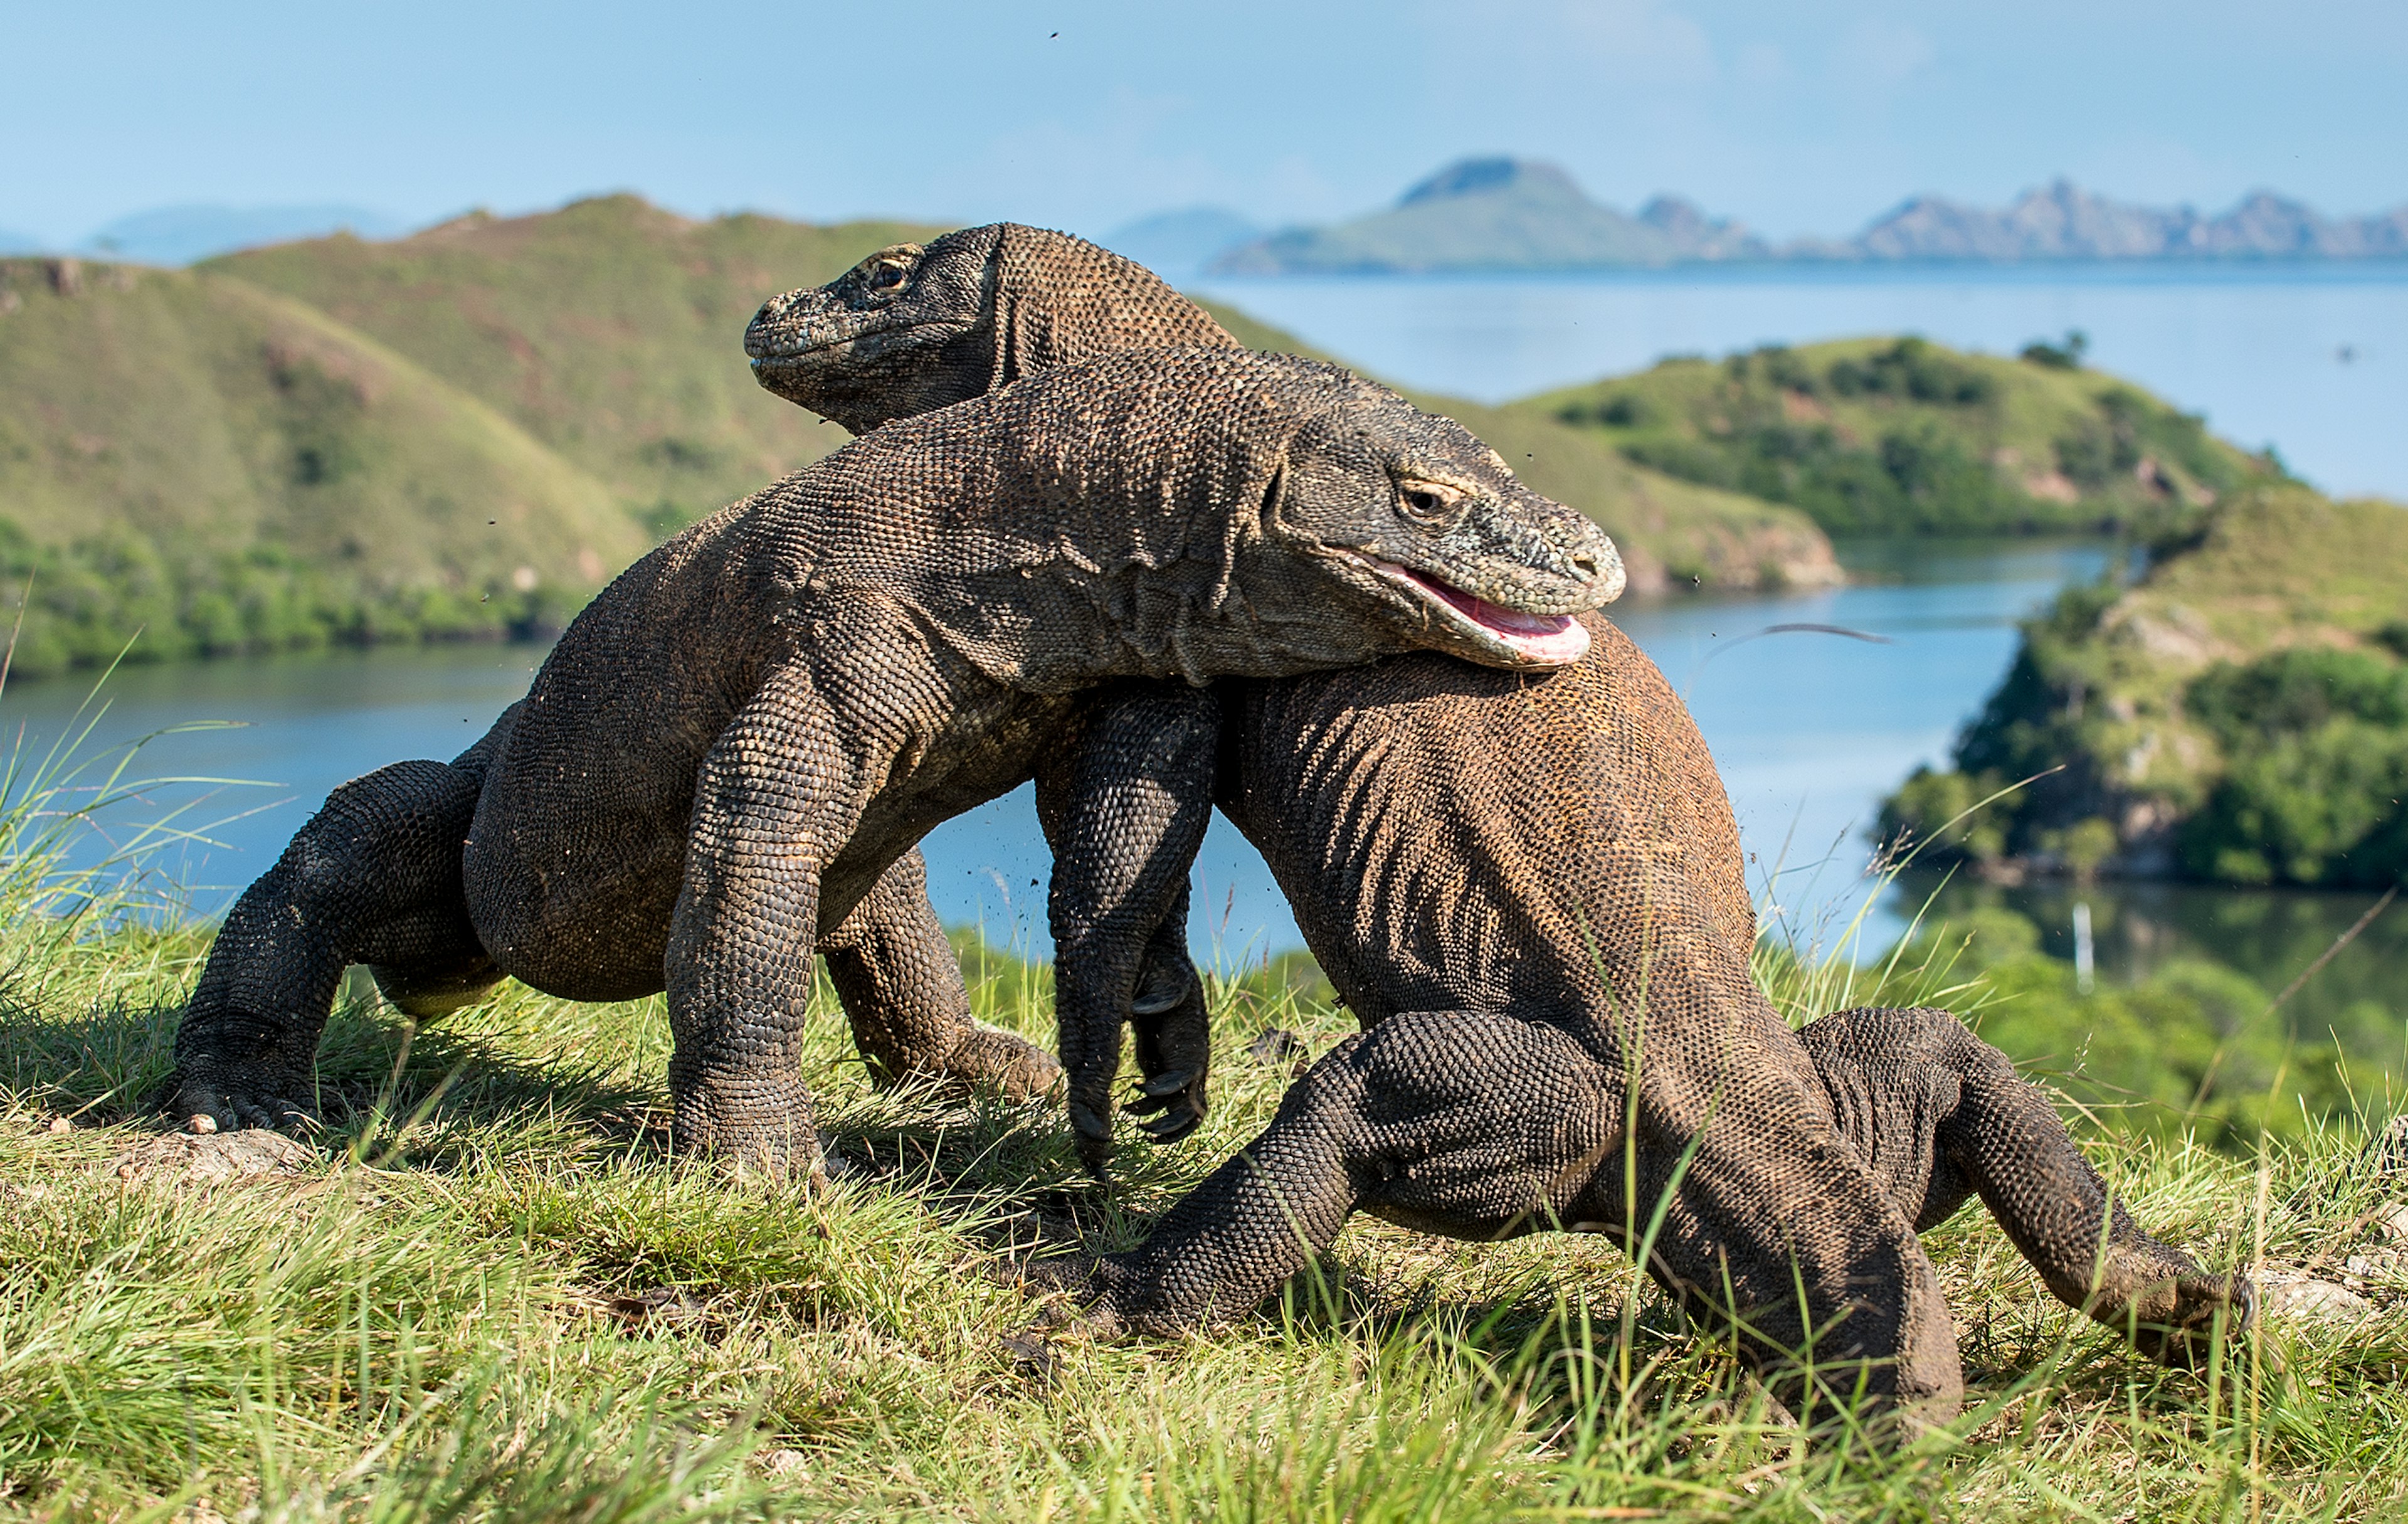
1274;397;1624;668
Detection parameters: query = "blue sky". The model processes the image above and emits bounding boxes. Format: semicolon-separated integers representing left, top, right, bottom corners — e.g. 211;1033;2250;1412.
4;0;2403;245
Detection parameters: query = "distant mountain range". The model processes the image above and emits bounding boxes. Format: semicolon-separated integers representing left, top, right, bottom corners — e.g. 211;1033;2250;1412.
1100;207;1265;280
1175;159;2408;275
0;204;409;264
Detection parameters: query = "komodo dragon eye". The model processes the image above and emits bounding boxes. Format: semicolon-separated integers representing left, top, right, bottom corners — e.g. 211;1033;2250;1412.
867;260;911;294
1395;479;1466;526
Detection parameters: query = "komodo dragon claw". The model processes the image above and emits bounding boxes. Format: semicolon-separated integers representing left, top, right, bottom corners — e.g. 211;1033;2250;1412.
1126;1069;1207;1144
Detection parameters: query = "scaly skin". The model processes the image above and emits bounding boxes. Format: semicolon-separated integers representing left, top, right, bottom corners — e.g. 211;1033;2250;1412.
166;346;1619;1182
746;226;2252;1417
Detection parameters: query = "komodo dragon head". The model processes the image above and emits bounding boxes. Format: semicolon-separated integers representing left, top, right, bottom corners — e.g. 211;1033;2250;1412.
752;230;1623;667
745;223;1238;434
1259;374;1623;667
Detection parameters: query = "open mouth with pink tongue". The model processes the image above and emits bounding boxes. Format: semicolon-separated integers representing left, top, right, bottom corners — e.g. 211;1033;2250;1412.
1370;557;1592;666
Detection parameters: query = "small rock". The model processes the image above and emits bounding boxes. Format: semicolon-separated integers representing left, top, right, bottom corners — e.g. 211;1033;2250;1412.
112;1128;314;1185
1000;1328;1061;1382
188;1113;218;1135
2259;1272;2374;1323
758;1447;810;1481
1246;1028;1305;1065
603;1286;713;1331
46;1116;70;1135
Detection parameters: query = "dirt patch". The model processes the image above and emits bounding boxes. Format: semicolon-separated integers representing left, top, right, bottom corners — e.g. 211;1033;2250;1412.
108;1127;318;1186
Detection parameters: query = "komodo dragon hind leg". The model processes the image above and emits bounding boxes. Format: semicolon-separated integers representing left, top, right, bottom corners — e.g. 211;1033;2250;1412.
167;754;499;1133
819;848;1062;1104
1803;1006;2253;1369
1076;1008;1961;1429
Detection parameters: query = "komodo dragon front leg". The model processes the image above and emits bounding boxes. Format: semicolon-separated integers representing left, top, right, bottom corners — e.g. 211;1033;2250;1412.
1033;683;1225;1171
662;660;902;1177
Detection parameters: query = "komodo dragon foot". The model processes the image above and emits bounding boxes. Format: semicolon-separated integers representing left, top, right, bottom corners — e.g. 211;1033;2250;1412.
167;755;499;1136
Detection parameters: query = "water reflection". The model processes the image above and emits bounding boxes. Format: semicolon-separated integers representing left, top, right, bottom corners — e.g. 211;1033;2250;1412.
1909;872;2408;1061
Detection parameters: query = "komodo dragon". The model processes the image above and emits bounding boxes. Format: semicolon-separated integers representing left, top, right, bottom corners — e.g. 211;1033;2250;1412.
165;346;1620;1179
744;227;2251;1416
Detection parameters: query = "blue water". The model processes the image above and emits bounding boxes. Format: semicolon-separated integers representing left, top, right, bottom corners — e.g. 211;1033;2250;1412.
0;537;2094;966
8;267;2402;1012
1195;262;2408;500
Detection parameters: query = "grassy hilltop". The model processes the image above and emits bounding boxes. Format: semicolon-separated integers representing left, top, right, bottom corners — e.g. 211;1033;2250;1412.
1884;485;2408;890
1541;336;2278;537
212;198;940;531
0;202;931;678
0;257;649;675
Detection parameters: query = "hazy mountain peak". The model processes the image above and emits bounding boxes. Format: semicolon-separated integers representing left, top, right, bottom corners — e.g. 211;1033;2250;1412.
1854;178;2408;260
1398;157;1585;206
1211;157;1769;274
1102;206;1262;280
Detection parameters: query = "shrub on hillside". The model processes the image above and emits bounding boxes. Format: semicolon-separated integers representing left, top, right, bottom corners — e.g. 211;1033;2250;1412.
0;522;569;679
2179;648;2408;887
1886;909;2357;1145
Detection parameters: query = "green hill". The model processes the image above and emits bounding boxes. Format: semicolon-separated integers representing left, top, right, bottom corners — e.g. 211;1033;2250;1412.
1881;485;2408;887
0;257;649;676
211;196;942;530
1200;302;1838;593
1539;336;2279;537
0;199;1840;677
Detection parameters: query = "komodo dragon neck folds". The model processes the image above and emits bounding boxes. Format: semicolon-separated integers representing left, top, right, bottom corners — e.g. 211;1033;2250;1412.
165;346;1618;1180
747;225;2251;1422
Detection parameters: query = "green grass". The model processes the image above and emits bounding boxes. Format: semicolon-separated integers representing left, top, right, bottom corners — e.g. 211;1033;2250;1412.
3;847;2406;1518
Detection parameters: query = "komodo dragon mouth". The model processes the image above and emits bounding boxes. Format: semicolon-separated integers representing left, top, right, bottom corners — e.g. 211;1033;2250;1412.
746;320;948;366
1341;551;1595;665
